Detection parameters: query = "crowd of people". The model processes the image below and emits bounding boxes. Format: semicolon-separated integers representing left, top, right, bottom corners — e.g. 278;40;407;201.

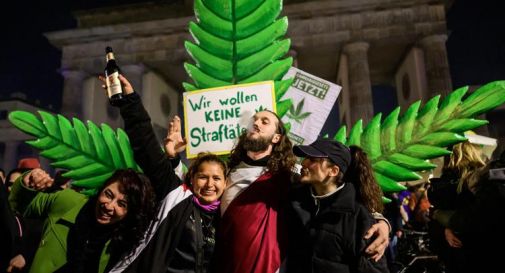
1;73;503;273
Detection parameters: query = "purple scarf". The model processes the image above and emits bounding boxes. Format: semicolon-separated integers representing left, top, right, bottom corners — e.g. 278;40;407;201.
192;196;220;213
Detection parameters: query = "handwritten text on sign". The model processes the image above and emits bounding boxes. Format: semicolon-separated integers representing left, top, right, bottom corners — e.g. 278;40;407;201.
183;81;276;158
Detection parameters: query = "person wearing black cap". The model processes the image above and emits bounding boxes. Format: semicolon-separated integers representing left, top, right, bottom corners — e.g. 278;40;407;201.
287;138;389;273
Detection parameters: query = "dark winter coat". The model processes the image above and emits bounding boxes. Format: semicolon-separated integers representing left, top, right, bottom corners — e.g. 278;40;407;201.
108;92;218;273
287;182;389;273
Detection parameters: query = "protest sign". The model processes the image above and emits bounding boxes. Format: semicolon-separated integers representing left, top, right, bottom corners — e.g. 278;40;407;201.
281;67;342;145
183;81;276;158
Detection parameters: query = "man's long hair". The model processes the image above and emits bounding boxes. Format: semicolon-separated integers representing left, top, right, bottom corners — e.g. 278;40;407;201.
228;111;296;174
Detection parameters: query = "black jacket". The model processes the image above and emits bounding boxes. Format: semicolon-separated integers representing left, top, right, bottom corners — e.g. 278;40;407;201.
448;167;505;273
108;93;217;273
287;183;388;273
1;184;21;273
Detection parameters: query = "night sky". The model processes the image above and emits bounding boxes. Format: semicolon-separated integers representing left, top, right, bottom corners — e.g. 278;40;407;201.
0;1;148;110
0;0;504;115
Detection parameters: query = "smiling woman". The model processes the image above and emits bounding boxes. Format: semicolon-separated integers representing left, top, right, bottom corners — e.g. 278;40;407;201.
8;168;156;273
95;182;128;225
185;155;227;205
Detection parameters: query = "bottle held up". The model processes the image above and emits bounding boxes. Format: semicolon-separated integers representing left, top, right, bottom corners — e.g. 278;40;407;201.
104;46;123;105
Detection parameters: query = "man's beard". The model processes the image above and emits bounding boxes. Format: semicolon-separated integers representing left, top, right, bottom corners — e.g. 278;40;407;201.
243;133;274;152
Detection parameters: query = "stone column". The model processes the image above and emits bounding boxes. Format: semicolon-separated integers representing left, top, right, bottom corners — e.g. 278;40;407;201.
60;69;87;119
3;141;19;173
342;41;373;124
419;34;452;98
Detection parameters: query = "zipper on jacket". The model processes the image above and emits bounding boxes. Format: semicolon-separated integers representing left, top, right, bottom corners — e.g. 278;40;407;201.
314;198;321;216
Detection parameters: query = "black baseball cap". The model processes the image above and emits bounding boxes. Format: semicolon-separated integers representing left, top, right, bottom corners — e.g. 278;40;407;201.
293;138;351;173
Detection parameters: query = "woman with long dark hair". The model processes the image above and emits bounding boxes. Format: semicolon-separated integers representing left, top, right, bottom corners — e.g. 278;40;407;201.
8;168;156;273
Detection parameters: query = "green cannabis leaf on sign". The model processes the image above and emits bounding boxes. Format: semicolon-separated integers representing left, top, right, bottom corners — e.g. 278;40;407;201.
286;98;312;123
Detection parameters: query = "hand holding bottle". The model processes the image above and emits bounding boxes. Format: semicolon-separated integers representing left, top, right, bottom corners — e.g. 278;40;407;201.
98;74;134;95
102;47;134;104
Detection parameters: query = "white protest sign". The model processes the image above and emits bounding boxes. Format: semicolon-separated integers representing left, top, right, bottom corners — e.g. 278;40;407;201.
281;67;342;145
183;81;276;158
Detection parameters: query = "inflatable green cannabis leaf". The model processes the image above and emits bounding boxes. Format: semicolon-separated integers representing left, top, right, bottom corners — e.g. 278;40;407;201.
184;0;294;117
333;81;505;192
8;111;141;193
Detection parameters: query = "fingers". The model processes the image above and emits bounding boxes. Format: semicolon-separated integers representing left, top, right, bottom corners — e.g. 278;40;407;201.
118;74;134;94
364;222;389;261
370;249;384;262
98;75;108;95
169;116;181;133
448;235;463;248
175;137;188;153
97;74;134;95
363;224;378;239
365;235;389;256
166;116;182;141
7;255;25;272
26;169;54;190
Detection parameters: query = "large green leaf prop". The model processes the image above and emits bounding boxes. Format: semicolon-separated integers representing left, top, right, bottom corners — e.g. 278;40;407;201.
8;111;141;193
334;81;505;192
184;0;294;117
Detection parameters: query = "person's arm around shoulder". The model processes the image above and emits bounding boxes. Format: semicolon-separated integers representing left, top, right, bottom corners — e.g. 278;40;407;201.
363;212;390;262
356;207;390;273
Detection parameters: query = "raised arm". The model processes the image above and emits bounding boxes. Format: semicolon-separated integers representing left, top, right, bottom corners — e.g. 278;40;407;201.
102;75;183;199
356;207;390;273
363;218;390;262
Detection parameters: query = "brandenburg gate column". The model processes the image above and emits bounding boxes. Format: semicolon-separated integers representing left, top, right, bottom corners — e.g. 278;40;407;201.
419;34;452;97
60;69;87;119
342;41;374;124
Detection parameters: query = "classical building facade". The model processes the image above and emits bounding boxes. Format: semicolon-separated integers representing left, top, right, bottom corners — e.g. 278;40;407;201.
3;0;504;173
45;0;453;135
0;99;53;172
